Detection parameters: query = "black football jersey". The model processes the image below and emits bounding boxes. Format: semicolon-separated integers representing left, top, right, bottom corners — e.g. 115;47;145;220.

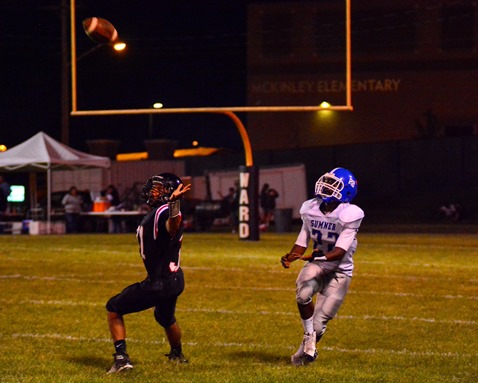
136;204;183;280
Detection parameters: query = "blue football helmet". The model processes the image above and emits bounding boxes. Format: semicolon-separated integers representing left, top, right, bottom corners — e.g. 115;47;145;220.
315;167;358;203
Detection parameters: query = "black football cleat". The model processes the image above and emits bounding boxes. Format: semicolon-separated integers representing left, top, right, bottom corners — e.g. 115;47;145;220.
107;353;133;374
165;350;189;363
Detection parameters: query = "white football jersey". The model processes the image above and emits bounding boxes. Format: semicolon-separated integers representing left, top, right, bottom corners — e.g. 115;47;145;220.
295;198;364;277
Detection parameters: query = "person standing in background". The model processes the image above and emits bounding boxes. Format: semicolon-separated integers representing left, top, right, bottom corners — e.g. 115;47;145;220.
62;186;83;233
105;184;122;233
260;183;279;230
218;185;238;233
0;175;11;213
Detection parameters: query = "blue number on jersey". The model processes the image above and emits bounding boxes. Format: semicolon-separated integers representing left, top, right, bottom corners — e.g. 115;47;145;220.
312;229;339;253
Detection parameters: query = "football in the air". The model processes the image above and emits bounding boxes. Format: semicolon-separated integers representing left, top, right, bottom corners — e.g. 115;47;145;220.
82;17;118;44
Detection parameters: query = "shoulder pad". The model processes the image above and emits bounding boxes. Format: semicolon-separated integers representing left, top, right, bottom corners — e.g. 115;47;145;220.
299;198;317;215
339;204;364;223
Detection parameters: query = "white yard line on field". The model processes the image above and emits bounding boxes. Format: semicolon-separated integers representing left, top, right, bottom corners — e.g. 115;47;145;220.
7;333;476;358
0;274;115;283
2;298;476;326
1;273;476;301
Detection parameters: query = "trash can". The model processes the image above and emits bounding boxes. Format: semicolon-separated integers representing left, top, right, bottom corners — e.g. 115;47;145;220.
274;208;293;233
22;220;33;234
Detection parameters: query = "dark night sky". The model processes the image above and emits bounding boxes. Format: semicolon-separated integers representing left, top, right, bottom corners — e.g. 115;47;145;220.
1;1;269;153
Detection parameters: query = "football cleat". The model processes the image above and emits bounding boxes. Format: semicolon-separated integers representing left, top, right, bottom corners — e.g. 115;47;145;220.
291;332;318;365
291;351;318;366
165;350;189;363
107;353;133;374
302;331;317;362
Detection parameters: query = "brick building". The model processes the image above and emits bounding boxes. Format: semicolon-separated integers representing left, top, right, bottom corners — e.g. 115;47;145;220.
246;0;478;151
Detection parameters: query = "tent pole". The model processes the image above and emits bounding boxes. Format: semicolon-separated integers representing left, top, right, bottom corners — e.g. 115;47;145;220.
47;167;51;234
29;173;37;213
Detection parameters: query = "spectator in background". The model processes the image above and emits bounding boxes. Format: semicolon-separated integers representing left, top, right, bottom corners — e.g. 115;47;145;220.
82;189;93;212
0;188;5;216
218;187;236;206
105;185;121;207
0;175;11;214
231;180;240;233
260;183;279;230
260;183;270;223
62;186;83;233
218;186;237;232
105;184;122;233
438;201;461;222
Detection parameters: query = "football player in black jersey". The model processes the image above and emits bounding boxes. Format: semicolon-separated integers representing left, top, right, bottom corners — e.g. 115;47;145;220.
105;173;191;373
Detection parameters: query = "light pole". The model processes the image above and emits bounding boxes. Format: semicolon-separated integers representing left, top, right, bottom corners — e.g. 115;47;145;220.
61;0;125;145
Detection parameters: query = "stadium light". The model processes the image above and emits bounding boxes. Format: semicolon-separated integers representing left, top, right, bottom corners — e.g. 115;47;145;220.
74;41;125;63
113;42;126;51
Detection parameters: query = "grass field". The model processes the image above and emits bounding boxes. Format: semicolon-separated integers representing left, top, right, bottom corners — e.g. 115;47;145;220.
1;230;477;382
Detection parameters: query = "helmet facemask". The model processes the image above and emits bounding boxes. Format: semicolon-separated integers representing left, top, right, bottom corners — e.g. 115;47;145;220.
140;173;182;207
315;173;344;204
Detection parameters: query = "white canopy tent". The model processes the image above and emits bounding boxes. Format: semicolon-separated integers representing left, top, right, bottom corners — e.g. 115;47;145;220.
0;131;110;231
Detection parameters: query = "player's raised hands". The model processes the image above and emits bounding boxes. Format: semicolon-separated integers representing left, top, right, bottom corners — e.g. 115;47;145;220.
170;183;191;202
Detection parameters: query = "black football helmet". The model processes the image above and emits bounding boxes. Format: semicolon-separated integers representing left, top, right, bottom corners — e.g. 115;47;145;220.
140;173;182;207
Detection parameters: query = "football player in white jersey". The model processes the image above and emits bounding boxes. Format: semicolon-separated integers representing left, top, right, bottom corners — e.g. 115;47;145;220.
281;167;364;365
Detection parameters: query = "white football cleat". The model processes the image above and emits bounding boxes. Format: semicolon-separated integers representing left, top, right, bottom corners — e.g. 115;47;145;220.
302;331;317;362
291;332;318;365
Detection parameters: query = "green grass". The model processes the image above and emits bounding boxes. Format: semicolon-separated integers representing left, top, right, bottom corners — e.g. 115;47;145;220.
0;230;477;382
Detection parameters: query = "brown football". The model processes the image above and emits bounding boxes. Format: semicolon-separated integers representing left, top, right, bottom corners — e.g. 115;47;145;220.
82;17;118;44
